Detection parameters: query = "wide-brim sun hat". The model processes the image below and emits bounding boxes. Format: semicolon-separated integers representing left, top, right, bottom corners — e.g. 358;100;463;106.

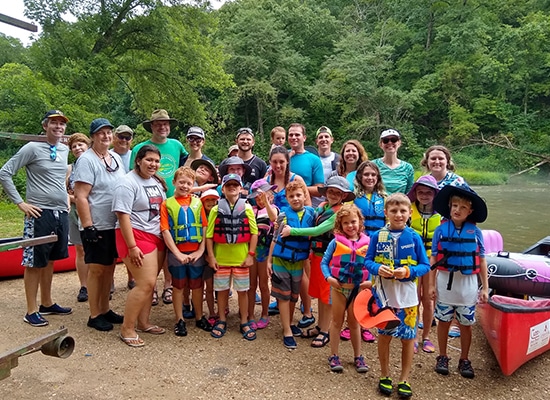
218;156;252;179
90;118;114;135
190;158;219;184
353;289;400;330
407;175;439;203
142;109;178;133
318;175;355;202
248;178;277;199
433;183;488;223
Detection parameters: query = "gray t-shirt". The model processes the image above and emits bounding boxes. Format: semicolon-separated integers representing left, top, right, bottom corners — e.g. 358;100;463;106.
112;171;165;236
111;149;132;173
73;149;126;230
0;141;69;210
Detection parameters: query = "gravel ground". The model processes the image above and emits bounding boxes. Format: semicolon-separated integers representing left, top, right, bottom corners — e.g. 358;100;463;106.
0;265;548;399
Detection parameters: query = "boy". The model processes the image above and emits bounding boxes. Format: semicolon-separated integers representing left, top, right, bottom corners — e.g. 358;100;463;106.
206;174;258;340
160;167;212;336
268;180;316;349
364;193;430;398
430;184;489;379
200;189;220;325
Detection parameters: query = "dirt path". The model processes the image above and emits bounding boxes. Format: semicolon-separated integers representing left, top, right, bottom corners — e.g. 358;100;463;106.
1;266;548;399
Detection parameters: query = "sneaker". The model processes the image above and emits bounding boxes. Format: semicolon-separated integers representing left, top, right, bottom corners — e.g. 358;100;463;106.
77;286;88;302
378;377;393;395
328;355;344;372
183;304;195;319
435;355;450;375
458;359;475;378
23;312;48;327
354;355;369;373
283;336;297;349
268;300;279;316
290;324;302;337
422;338;435;353
361;328;376;342
414;341;418;354
175;319;188;336
196;316;213;332
255;292;261;304
297;314;315;329
39;303;72;315
87;315;113;331
340;327;351;340
448;325;461;338
397;381;413;398
102;309;124;324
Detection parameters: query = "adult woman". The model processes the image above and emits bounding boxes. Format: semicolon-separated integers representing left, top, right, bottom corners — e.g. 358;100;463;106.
266;146;311;210
421;145;465;189
113;145;167;347
372;129;414;194
66;133;91;302
74;118;126;331
334;139;369;188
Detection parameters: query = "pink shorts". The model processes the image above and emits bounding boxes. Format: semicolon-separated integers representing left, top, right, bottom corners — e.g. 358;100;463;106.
115;228;165;259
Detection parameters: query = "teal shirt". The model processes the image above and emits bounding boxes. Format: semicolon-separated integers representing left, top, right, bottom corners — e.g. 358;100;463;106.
373;158;414;195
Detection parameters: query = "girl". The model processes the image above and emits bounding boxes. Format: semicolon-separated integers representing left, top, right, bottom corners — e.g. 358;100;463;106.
247;179;279;330
407;175;441;353
200;189;220;326
322;204;371;372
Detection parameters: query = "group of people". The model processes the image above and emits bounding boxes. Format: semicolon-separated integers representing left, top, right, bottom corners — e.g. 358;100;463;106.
0;110;490;398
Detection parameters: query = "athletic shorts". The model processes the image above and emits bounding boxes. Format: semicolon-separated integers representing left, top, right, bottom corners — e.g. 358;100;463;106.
22;210;69;268
271;257;303;302
377;306;418;340
82;228;117;266
115;228;165;259
213;266;249;292
256;244;270;262
168;251;205;290
308;253;331;304
435;301;476;326
68;206;82;245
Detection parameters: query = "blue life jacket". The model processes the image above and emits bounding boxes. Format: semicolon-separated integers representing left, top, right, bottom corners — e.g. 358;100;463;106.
354;192;385;236
273;206;315;262
435;221;480;275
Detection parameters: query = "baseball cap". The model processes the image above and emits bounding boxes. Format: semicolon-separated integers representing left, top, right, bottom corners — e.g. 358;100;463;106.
187;126;205;139
200;189;220;201
114;125;134;137
43;110;69;123
90;118;114;135
353;289;400;330
380;129;400;139
236;127;254;138
221;173;242;187
227;144;239;157
248;178;277;199
315;126;332;138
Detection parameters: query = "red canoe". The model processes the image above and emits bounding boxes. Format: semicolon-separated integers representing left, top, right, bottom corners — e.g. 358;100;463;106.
479;295;550;376
0;237;76;280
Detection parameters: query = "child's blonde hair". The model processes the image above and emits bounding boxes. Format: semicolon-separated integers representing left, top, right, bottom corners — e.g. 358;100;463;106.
449;194;473;210
173;166;195;182
385;193;411;209
270;126;286;140
333;203;365;236
285;180;307;197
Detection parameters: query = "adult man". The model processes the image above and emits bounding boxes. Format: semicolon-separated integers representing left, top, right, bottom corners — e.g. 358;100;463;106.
111;125;134;172
0;110;72;326
315;126;340;183
179;126;214;167
130;109;188;197
235;127;267;188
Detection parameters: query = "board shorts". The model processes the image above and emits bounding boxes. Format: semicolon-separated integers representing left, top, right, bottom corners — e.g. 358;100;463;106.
22;209;69;268
168;251;205;290
271;257;303;302
435;301;476;326
213;266;249;292
377;305;418;340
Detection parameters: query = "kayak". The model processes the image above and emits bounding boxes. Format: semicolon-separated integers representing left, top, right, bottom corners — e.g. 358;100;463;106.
0;237;76;280
479;295;550;376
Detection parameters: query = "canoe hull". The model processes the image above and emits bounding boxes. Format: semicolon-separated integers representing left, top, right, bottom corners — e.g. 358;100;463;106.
479;295;550;375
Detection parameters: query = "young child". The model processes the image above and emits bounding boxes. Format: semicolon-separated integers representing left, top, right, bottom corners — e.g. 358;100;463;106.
407;175;441;354
364;193;430;398
160;167;212;336
353;161;387;237
206;174;258;340
247;179;279;330
268;180;315;349
321;204;371;373
270;126;286;150
200;189;220;325
430;184;488;379
280;175;355;348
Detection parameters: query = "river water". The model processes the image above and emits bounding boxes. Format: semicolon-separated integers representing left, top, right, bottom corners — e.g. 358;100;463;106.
475;181;549;252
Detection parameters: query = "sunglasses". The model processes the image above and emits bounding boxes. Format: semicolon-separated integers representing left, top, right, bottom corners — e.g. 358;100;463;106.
117;135;132;141
103;155;120;173
49;145;57;161
187;136;203;143
382;137;399;144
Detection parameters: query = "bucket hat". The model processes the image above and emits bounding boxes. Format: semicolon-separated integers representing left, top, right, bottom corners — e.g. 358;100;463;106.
353;289;400;330
218;156;252;179
248;178;277;199
318;176;355;202
142;109;178;133
90;118;114;135
433;183;488;223
190;158;219;184
407;175;439;203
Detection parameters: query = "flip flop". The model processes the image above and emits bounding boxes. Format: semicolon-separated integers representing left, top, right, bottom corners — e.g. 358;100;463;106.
136;325;166;335
162;287;173;304
119;333;144;347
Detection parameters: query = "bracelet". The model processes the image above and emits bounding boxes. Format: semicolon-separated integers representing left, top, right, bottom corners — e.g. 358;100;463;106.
248;251;256;257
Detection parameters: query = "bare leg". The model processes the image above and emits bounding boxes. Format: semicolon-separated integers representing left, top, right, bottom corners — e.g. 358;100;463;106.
347;300;362;358
400;338;415;382
458;324;472;360
279;299;292;337
329;290;345;356
437;320;452;356
204;277;216;317
24;267;41;314
257;260;270;319
300;259;312;318
39;261;54;307
247;260;258;321
75;244;88;288
378;334;392;377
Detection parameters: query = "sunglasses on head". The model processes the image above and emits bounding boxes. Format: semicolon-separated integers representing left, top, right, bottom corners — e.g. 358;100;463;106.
382;137;399;144
238;127;253;135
